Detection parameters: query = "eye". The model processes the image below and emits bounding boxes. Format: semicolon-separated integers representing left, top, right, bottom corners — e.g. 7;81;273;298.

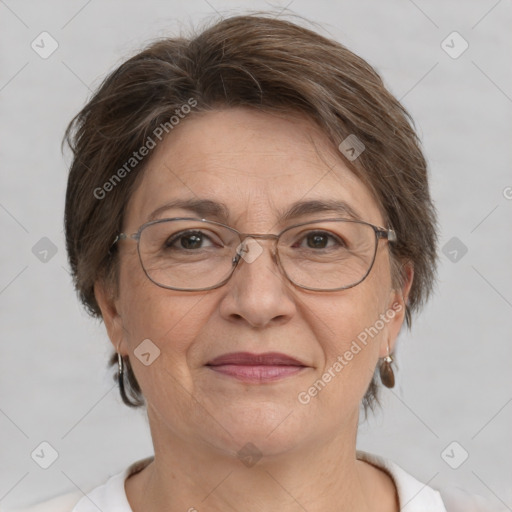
165;230;218;250
294;231;346;250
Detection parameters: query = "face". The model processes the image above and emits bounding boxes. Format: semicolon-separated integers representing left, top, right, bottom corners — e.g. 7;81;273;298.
96;108;411;459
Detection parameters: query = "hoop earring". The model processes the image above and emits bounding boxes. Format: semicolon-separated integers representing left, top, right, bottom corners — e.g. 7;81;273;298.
117;352;124;377
379;343;395;388
117;352;128;399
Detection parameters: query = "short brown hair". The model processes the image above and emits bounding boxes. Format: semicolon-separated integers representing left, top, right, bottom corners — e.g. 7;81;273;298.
64;13;438;413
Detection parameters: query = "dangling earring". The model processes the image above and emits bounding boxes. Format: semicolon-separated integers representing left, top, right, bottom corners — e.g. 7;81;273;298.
117;352;124;378
379;343;395;388
117;352;127;397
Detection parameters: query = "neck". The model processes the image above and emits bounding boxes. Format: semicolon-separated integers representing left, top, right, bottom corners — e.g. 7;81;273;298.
125;409;398;512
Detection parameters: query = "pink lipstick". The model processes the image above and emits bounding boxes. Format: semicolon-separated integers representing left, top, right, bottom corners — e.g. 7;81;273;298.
206;352;307;383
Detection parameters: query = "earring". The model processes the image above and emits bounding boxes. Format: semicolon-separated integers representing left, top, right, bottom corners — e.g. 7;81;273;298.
117;352;124;378
379;343;395;388
117;352;126;396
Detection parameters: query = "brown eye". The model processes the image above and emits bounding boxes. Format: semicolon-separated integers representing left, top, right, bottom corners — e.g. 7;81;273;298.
179;233;203;249
293;231;345;250
306;233;329;249
165;231;215;250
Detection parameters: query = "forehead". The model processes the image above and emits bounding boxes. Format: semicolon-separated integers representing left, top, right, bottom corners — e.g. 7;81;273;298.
124;108;384;230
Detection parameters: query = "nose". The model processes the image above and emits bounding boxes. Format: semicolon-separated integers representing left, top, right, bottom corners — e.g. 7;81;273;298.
218;236;297;328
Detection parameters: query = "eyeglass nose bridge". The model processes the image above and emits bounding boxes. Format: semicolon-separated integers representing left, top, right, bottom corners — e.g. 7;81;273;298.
232;233;281;266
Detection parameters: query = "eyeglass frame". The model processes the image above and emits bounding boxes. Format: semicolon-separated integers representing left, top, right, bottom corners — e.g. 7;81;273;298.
111;217;397;292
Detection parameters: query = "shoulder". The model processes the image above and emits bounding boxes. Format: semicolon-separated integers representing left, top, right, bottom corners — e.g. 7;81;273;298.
437;485;509;512
357;450;447;511
356;450;503;512
4;457;154;512
2;491;83;512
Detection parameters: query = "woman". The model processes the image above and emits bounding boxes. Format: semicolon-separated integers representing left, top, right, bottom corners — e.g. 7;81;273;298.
17;12;484;512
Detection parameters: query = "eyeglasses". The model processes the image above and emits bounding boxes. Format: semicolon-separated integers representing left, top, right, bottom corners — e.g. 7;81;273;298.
112;217;397;292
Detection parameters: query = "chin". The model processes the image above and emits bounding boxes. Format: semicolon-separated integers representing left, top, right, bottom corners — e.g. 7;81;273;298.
202;402;307;460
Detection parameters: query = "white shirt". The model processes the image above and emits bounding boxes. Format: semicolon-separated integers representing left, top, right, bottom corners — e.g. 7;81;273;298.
8;450;501;512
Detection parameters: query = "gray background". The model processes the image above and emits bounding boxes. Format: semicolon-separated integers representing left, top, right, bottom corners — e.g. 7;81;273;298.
1;0;511;509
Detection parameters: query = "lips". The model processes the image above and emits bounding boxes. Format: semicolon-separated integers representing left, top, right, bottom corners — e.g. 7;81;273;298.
206;352;307;383
207;352;305;367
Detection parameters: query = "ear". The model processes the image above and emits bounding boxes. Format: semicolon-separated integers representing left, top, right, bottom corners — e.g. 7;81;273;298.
94;279;127;355
379;262;414;358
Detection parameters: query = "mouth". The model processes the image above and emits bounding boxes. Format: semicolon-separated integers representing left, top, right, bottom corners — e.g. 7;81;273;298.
205;352;308;383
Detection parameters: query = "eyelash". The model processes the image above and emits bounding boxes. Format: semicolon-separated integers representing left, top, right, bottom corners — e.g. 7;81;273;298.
165;230;345;250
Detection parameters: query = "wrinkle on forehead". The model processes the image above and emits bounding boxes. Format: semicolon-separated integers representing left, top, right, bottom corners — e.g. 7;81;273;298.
124;108;384;231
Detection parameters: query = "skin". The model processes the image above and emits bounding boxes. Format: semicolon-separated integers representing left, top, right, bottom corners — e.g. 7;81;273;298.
96;107;413;512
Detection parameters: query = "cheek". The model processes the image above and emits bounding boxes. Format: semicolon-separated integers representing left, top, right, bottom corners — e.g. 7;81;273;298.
308;255;392;400
116;253;207;383
320;272;390;356
319;291;381;374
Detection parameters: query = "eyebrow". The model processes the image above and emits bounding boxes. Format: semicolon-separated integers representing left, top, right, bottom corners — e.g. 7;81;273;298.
148;198;230;222
147;198;363;224
279;199;362;223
